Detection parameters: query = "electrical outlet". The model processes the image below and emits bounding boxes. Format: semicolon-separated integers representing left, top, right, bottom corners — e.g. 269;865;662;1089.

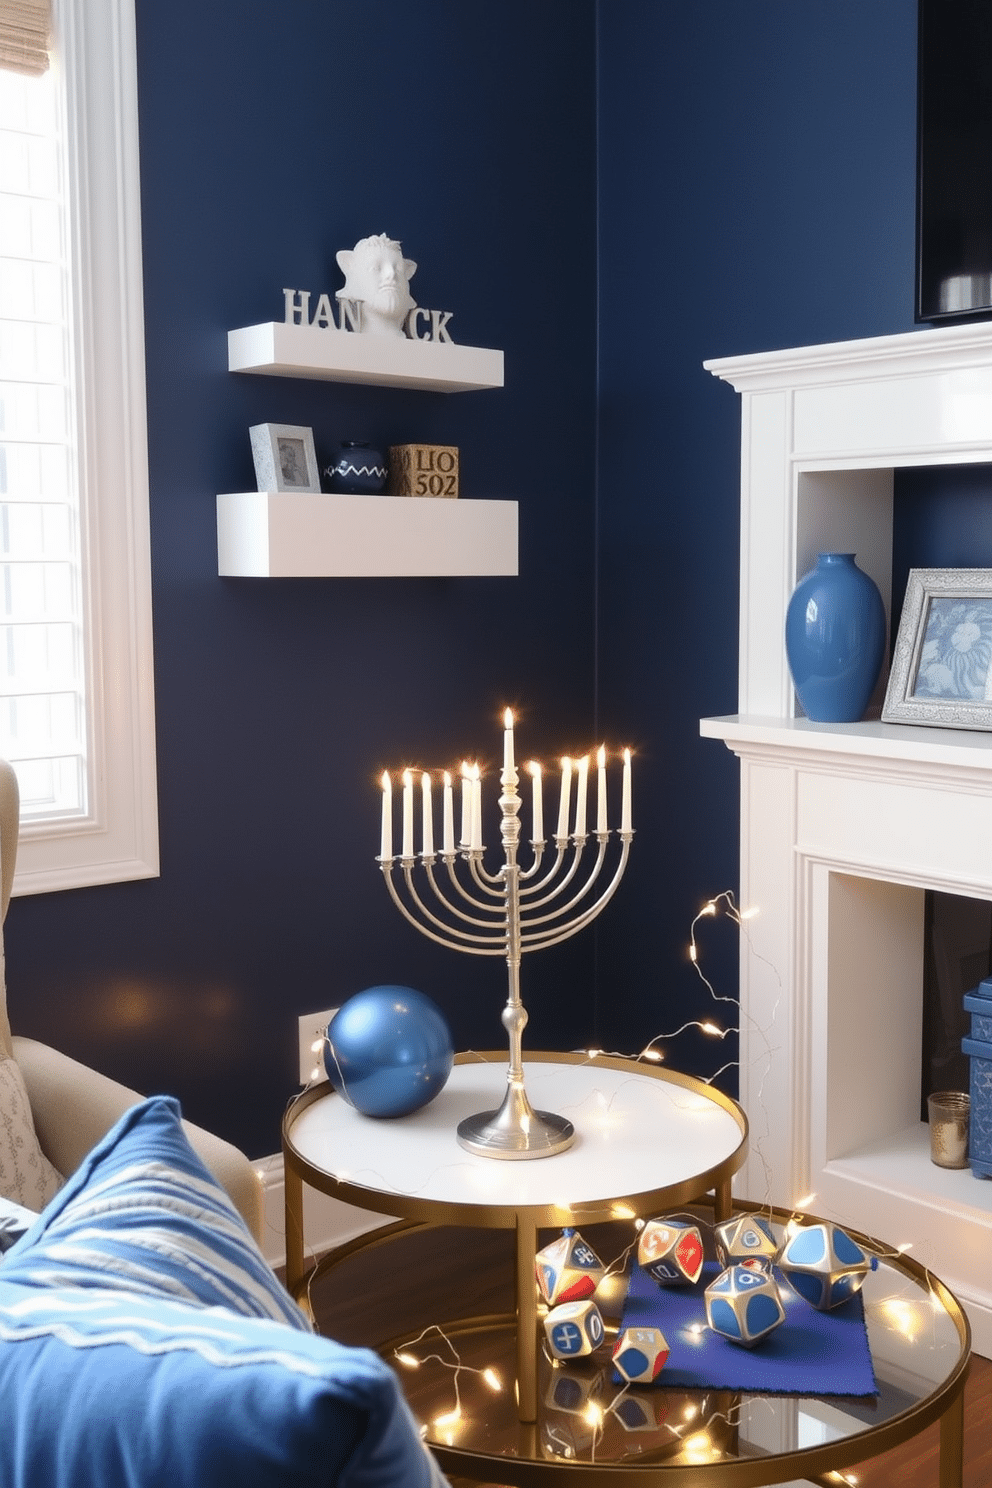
298;1007;338;1086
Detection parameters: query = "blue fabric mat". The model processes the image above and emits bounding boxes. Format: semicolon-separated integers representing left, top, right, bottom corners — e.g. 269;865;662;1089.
616;1262;878;1396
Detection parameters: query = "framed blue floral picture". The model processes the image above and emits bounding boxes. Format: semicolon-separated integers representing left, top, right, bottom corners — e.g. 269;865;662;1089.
882;568;992;730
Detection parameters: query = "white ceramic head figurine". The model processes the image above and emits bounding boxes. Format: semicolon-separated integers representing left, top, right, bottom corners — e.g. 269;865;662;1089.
335;233;417;337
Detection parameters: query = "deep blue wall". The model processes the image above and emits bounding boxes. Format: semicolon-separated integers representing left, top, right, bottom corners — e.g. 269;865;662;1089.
594;1;920;1075
5;1;937;1157
4;0;599;1157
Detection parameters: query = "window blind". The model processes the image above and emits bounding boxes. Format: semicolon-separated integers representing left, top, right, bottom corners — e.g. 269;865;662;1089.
0;0;50;78
0;61;86;819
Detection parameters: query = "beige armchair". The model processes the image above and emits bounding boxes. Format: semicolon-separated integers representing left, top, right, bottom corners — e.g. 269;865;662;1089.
0;760;263;1242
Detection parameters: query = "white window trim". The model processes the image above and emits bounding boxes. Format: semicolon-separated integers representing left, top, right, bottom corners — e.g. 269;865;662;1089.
13;0;158;895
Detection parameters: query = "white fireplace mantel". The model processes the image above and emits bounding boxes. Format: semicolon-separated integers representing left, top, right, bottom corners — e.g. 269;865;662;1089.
701;322;992;1356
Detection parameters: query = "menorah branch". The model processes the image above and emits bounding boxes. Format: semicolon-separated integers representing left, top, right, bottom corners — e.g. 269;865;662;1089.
378;716;633;1158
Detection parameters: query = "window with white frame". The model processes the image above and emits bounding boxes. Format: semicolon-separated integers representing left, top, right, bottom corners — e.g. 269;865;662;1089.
0;0;158;894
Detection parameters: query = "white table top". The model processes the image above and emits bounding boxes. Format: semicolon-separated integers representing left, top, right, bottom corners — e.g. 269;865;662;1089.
286;1056;746;1217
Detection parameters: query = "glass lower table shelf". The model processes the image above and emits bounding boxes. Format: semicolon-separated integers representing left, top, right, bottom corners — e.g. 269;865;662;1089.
304;1206;969;1487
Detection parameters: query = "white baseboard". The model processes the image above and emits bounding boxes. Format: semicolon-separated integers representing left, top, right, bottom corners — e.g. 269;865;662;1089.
252;1151;393;1271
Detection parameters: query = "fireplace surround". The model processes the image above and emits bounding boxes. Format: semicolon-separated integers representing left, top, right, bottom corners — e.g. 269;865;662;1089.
701;321;992;1356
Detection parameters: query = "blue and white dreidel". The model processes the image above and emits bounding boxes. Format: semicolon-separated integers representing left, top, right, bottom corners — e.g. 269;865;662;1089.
536;1228;606;1306
637;1218;705;1286
705;1264;785;1347
778;1222;878;1310
714;1213;778;1271
612;1325;669;1383
544;1299;606;1361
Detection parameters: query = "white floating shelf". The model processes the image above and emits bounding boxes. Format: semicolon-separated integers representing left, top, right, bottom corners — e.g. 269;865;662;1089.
228;322;504;392
217;492;518;578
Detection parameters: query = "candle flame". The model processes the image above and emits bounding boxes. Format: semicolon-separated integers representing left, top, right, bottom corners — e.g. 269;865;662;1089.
597;744;606;767
623;747;631;764
528;760;541;778
443;770;451;786
503;707;514;729
402;768;412;787
381;770;391;790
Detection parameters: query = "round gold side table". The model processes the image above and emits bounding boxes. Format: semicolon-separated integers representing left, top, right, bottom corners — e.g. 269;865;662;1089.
282;1054;969;1485
283;1051;748;1426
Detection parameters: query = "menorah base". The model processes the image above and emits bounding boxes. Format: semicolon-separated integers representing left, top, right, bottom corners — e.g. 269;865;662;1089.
456;1081;575;1160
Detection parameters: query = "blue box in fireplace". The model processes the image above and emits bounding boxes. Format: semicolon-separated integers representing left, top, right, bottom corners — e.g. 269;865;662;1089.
963;975;992;1179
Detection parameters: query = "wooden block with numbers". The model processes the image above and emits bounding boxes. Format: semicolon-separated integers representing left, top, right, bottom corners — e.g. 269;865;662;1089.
388;444;459;498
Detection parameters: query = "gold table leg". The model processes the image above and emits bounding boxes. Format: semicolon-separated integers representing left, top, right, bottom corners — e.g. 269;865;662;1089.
714;1176;732;1223
284;1157;309;1315
939;1386;965;1488
515;1214;539;1423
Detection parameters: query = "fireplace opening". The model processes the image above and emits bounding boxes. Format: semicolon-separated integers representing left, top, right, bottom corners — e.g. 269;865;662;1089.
922;889;992;1117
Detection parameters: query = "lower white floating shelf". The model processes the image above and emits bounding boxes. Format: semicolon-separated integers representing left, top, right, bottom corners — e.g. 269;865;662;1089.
217;492;518;578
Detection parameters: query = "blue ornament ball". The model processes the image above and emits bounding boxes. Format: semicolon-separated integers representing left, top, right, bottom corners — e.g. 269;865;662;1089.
324;985;453;1118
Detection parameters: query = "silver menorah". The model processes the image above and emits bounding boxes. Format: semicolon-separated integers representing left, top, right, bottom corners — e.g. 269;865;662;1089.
377;710;634;1160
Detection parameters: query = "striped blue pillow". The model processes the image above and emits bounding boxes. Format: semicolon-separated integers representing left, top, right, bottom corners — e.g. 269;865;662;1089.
0;1097;448;1488
1;1095;306;1328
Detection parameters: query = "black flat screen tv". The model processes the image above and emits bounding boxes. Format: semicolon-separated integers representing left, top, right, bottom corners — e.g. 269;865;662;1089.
917;0;992;322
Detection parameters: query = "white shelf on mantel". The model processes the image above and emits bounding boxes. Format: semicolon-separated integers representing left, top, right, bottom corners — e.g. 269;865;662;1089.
217;492;518;578
228;321;504;392
700;713;992;775
827;1122;992;1222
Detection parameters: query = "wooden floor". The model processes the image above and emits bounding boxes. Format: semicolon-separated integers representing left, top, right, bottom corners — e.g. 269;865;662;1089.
304;1224;991;1488
841;1351;991;1488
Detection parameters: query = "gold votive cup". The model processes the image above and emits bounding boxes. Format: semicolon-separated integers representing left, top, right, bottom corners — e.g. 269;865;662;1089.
927;1090;970;1169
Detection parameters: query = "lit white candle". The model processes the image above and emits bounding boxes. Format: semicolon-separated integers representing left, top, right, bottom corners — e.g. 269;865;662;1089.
421;772;433;856
471;763;482;849
442;771;455;853
402;769;414;858
460;762;471;847
503;707;515;775
596;745;607;833
380;770;392;858
621;748;632;832
528;761;543;842
574;754;589;837
555;757;572;839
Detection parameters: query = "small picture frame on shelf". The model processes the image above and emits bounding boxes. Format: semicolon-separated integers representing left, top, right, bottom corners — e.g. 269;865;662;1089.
249;423;320;494
882;567;992;730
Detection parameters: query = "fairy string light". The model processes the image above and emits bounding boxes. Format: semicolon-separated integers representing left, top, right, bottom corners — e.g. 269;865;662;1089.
394;1323;503;1436
682;889;783;1204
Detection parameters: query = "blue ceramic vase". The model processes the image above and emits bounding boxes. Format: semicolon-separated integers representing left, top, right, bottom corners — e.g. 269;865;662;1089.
785;552;885;722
